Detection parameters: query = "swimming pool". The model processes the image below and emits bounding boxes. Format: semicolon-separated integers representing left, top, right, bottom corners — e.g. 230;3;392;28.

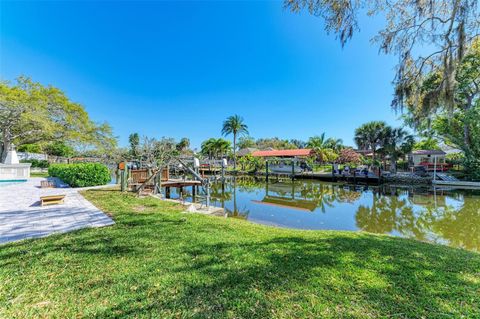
0;180;27;187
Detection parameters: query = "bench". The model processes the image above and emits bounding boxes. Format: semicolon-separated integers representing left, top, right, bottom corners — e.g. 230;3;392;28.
40;195;66;206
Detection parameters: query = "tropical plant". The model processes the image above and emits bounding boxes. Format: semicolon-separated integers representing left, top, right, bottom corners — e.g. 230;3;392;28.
338;148;362;165
354;121;388;159
379;127;415;172
289;139;306;149
237;154;260;172
306;133;336;163
325;137;344;152
176;137;191;153
221;115;248;169
201;138;232;159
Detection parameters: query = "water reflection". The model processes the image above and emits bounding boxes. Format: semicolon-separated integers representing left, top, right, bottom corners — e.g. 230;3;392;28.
195;177;479;252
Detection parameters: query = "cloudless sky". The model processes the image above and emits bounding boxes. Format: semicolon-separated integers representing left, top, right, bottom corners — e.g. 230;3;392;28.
1;0;404;149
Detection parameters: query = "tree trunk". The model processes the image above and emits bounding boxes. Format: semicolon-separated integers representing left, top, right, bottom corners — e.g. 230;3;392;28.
233;133;237;170
1;130;11;163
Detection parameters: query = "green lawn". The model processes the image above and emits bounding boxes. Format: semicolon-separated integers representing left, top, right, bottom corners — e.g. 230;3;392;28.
30;172;49;178
1;190;479;318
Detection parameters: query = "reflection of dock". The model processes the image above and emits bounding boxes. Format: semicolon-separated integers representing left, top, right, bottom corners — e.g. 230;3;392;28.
433;180;480;189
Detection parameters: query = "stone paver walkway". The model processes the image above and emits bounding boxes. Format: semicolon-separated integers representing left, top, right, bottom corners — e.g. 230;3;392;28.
0;178;114;245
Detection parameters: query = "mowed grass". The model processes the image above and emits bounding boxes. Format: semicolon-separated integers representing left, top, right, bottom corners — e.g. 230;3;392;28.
30;172;49;178
1;190;479;318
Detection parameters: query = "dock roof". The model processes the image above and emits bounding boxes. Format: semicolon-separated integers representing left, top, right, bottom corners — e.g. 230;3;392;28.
252;149;314;157
411;150;446;156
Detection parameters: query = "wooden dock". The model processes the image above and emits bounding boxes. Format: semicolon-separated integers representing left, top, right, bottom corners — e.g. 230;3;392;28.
162;179;202;199
432;180;480;189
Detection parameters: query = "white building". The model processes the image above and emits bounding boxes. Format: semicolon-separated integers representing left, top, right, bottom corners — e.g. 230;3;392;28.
408;150;449;171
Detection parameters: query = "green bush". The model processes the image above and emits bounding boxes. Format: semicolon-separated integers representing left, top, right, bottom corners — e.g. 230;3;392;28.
20;159;49;169
48;163;111;187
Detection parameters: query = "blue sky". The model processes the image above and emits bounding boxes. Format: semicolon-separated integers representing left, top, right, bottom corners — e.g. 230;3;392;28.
1;0;403;149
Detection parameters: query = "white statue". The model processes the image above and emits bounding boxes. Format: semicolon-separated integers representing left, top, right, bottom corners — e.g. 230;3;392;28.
4;144;19;165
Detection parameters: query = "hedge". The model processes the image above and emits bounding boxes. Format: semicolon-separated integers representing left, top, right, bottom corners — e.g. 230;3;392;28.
20;159;49;169
48;163;111;187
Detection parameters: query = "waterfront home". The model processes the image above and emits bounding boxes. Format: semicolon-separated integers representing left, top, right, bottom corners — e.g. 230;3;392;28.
408;150;449;171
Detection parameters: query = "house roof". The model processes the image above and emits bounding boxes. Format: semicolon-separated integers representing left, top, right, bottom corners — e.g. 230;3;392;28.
354;149;374;156
252;149;314;157
237;147;258;157
411;150;446;156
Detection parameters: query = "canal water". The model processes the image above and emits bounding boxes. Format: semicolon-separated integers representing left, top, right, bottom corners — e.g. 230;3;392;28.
177;177;480;252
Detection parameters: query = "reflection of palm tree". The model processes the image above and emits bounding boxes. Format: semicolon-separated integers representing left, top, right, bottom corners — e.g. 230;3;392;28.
294;183;363;213
356;193;398;234
225;178;250;219
355;192;417;234
423;195;480;252
355;190;426;238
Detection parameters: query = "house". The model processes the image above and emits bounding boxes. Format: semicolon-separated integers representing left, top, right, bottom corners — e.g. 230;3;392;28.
408;150;451;171
354;149;374;157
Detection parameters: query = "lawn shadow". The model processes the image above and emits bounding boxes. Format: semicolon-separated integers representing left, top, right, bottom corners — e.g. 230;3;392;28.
160;235;479;318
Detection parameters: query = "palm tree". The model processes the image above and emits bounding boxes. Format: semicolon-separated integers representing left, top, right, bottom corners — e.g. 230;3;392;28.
221;115;249;169
201;138;231;159
325;137;344;152
176;137;190;153
213;138;232;158
307;133;336;163
380;127;414;172
354;121;388;160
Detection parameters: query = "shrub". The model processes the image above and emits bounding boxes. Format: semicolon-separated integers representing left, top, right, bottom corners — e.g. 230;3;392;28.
45;141;75;157
338;148;362;165
48;163;111;187
17;144;42;153
20;159;49;169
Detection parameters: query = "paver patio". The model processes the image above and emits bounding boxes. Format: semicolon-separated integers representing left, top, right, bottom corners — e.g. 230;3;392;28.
0;178;114;245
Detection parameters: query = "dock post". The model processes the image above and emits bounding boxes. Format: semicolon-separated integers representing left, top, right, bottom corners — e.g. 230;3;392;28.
192;185;196;201
166;187;171;199
206;184;210;208
221;159;226;192
291;161;295;181
265;160;269;182
121;161;128;192
120;169;125;192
